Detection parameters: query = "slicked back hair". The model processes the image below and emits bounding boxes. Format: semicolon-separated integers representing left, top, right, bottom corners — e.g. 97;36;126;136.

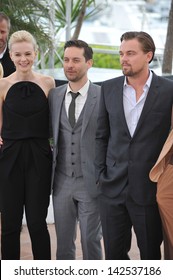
120;31;156;63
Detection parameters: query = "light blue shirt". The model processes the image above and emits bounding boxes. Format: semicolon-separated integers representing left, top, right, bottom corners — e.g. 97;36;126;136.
123;71;153;136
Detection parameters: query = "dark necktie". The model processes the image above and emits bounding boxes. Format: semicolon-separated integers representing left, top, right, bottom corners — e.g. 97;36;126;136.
68;91;80;127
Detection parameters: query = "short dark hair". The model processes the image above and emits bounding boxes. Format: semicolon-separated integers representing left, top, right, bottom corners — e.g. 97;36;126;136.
120;31;155;63
0;12;11;30
64;39;93;61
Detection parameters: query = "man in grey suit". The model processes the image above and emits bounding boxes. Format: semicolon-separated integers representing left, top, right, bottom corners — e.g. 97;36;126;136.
95;31;173;260
48;40;102;260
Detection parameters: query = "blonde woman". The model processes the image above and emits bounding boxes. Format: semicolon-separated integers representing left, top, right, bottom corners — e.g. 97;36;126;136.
0;30;55;260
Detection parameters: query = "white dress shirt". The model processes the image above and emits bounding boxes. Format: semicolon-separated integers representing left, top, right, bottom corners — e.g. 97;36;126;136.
65;80;89;122
123;71;153;136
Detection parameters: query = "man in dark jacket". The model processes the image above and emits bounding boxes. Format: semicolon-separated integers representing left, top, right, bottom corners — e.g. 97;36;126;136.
95;31;173;260
0;12;15;77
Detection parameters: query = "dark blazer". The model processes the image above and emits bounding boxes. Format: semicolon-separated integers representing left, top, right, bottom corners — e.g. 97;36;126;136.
0;47;15;77
49;82;101;198
95;71;173;205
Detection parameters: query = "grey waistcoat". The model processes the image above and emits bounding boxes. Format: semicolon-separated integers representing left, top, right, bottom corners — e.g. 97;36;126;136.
56;103;84;177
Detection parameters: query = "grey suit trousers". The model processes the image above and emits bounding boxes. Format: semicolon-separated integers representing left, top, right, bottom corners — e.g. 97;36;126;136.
53;170;102;260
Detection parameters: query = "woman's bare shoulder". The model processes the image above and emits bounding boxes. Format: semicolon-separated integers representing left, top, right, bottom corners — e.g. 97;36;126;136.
0;76;11;87
35;72;55;87
0;77;14;98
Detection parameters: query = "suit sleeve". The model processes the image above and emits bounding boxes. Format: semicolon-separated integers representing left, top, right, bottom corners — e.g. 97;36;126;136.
95;83;110;182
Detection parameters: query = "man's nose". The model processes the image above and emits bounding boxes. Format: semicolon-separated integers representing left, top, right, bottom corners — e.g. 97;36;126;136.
67;61;74;67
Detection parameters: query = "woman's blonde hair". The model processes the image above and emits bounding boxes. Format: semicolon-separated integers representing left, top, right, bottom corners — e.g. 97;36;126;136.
0;63;4;78
8;30;38;52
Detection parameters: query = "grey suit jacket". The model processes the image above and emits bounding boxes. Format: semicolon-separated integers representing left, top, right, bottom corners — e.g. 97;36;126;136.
95;71;173;205
48;82;101;198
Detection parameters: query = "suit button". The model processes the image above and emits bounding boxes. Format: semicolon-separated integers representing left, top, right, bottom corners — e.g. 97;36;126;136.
72;162;75;165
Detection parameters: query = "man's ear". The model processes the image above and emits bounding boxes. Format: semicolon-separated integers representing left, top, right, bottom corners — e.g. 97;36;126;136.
87;59;93;69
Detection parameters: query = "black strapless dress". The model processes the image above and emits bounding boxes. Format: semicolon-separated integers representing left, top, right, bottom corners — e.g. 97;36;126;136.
0;81;52;260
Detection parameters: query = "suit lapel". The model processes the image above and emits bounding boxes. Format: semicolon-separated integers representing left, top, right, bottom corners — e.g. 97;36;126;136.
133;73;159;137
81;84;97;137
114;77;132;139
